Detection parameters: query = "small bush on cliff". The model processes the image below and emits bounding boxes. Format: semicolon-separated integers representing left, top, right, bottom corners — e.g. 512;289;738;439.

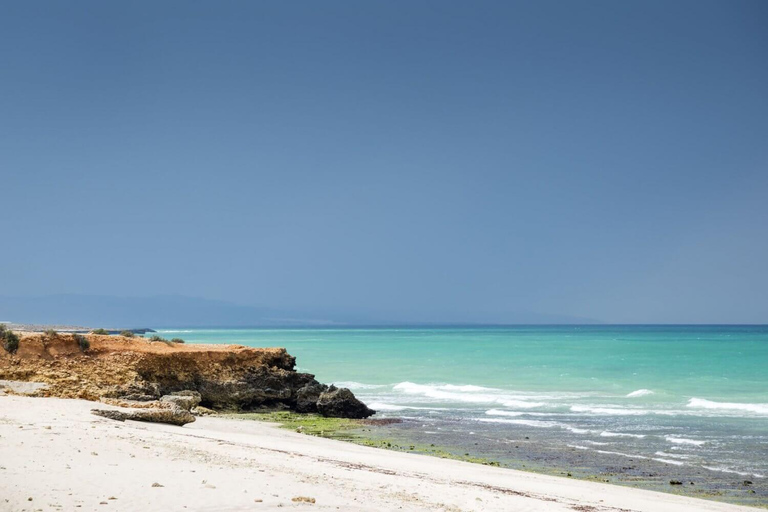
170;338;185;344
149;335;167;342
1;325;20;354
91;328;109;335
73;333;90;352
44;329;58;338
120;330;135;338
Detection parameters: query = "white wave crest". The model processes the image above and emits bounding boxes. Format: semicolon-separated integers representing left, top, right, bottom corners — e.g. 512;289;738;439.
626;389;654;398
600;431;646;439
687;398;768;416
485;409;525;417
665;436;706;446
655;451;690;460
367;402;446;412
437;384;498;392
476;418;561;428
392;382;545;408
596;450;648;459
653;458;685;466
501;399;546;409
703;466;766;479
367;403;409;411
332;381;387;390
570;405;649;416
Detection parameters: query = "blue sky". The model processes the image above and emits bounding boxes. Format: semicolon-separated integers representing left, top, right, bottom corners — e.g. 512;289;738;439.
1;1;766;324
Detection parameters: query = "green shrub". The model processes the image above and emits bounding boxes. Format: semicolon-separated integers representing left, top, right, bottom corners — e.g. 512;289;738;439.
120;330;135;338
170;338;185;344
1;325;20;354
149;335;167;342
91;328;109;335
73;333;90;352
44;329;58;337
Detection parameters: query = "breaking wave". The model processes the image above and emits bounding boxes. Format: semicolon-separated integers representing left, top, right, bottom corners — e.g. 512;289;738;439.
626;389;654;398
392;382;547;408
687;398;768;416
331;381;387;390
665;436;706;446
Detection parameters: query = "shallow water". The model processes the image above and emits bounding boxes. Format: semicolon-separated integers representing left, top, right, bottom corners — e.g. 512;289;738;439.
163;325;768;504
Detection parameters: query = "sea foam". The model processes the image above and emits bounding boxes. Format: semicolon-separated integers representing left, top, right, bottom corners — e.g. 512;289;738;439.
570;405;649;416
599;431;646;439
331;381;387;390
665;436;706;446
485;409;525;417
392;382;546;408
687;398;768;416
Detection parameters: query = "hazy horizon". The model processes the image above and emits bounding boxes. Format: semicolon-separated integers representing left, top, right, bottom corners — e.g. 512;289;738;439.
2;1;767;324
2;293;767;327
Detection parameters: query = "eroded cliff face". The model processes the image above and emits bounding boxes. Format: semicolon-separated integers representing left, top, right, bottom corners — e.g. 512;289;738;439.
0;333;374;418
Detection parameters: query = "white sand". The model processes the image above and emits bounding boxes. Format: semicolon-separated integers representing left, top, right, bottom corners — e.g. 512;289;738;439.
0;395;754;512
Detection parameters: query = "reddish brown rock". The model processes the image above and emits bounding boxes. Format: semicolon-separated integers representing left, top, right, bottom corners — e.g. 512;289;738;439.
0;332;372;418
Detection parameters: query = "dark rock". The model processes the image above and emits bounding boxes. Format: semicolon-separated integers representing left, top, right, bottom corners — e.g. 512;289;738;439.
120;394;157;402
669;480;683;485
316;387;375;419
295;383;328;413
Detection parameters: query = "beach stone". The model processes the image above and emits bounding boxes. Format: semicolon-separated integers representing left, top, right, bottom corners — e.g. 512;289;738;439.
316;386;375;419
91;410;127;422
92;404;195;426
160;391;202;411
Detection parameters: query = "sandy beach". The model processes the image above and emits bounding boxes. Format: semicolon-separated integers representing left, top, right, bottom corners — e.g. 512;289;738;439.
0;395;755;512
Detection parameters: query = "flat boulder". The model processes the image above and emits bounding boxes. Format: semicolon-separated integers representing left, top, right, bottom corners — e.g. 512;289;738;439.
92;404;195;426
316;386;375;419
160;390;202;411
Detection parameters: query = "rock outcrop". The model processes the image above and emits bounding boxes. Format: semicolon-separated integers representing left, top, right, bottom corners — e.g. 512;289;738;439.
317;386;375;419
0;332;375;419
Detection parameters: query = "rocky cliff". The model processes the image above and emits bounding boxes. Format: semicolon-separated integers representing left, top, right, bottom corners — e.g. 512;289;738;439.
0;332;374;419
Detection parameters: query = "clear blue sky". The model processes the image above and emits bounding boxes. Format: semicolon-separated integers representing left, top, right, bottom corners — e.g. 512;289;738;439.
1;1;766;324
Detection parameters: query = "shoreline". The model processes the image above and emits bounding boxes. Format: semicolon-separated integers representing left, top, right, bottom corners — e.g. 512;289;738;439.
0;395;757;512
229;411;767;509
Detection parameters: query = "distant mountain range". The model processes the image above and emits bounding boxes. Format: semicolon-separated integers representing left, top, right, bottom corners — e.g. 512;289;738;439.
0;294;599;328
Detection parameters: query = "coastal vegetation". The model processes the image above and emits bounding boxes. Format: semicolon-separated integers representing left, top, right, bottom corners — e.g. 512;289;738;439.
170;338;185;344
120;330;135;337
44;329;58;337
91;328;109;335
73;333;89;352
0;324;20;354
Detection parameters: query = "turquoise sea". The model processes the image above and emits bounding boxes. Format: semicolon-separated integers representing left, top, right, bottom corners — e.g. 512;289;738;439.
160;325;768;500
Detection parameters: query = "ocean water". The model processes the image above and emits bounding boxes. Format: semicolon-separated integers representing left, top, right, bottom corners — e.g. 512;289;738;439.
161;325;768;497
